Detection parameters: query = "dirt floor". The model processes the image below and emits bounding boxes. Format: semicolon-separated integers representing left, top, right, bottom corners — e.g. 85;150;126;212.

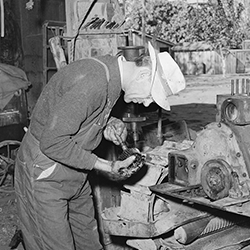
0;177;22;250
0;74;247;250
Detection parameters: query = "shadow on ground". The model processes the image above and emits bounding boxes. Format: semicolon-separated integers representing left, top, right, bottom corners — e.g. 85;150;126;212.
169;103;217;131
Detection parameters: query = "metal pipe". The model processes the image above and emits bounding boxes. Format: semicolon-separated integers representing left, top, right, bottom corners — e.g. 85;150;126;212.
0;0;4;37
241;78;245;94
231;79;234;95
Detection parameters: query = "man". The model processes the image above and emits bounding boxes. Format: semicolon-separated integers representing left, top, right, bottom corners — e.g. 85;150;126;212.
14;42;185;250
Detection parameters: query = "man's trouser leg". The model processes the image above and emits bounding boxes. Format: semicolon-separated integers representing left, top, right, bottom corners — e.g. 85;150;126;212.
14;131;103;250
68;179;103;250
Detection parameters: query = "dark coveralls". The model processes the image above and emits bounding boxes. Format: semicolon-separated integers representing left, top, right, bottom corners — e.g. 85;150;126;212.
14;56;121;250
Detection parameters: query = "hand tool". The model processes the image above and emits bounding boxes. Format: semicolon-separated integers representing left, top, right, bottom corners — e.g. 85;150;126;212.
111;126;145;170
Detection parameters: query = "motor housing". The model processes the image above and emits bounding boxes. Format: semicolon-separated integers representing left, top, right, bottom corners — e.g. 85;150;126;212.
169;94;250;201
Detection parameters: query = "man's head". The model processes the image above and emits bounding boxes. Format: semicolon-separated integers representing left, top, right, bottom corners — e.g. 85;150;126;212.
120;42;186;110
120;54;153;107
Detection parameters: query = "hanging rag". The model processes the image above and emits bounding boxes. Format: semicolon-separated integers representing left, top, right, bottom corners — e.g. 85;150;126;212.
0;63;30;110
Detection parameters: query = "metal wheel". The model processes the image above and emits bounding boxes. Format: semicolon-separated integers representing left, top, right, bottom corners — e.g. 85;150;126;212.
0;140;21;191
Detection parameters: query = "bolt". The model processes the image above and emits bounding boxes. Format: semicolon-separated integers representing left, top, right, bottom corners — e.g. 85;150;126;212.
232;171;238;178
218;123;222;127
243;173;247;177
229;133;233;138
190;164;196;169
236;152;241;157
178;161;182;167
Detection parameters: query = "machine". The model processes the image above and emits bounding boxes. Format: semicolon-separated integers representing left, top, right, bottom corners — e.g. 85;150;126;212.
149;78;250;250
102;78;250;250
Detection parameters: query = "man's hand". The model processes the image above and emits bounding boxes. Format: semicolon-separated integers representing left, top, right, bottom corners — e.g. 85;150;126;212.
103;117;127;145
110;155;136;181
94;155;141;182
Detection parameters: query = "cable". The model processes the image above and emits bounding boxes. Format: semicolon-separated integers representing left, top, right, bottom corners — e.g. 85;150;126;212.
72;0;97;61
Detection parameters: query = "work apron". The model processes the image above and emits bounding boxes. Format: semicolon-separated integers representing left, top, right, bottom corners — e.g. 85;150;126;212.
14;58;112;250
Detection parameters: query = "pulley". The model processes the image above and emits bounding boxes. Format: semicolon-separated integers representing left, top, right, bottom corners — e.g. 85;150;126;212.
201;159;232;200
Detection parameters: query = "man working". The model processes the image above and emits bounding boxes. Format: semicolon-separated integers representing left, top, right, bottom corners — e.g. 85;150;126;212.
14;42;185;250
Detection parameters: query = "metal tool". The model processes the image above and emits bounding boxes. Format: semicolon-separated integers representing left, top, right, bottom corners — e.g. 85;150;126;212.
174;216;236;245
111;127;145;170
113;129;128;152
113;128;139;160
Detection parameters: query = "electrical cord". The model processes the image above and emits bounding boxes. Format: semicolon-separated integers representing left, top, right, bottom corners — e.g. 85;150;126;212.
72;0;97;61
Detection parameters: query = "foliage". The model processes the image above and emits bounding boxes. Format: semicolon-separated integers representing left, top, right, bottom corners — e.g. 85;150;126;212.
187;0;246;50
125;0;247;50
126;0;190;44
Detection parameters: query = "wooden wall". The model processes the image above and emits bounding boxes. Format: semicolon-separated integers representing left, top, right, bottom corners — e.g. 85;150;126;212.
174;49;250;76
174;50;215;75
12;0;66;113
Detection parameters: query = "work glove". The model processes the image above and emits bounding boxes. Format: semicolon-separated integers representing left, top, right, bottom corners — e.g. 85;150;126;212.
104;117;127;145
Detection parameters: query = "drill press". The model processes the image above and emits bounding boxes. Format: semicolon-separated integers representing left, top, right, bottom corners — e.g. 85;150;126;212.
117;45;147;148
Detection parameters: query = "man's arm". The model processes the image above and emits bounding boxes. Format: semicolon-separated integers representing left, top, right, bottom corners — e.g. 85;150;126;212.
39;75;104;170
